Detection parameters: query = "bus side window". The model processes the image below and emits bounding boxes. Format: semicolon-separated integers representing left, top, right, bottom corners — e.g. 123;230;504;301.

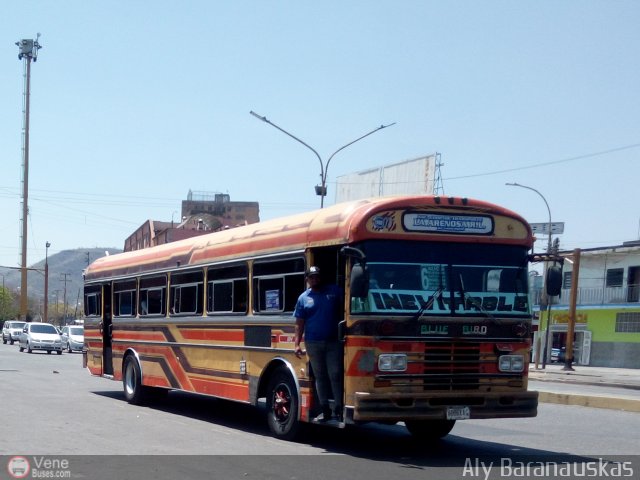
84;286;102;317
114;280;137;317
139;275;167;317
207;264;248;314
170;270;204;316
252;257;305;313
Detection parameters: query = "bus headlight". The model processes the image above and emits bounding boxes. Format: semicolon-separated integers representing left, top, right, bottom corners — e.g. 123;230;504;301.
378;354;407;372
498;355;524;372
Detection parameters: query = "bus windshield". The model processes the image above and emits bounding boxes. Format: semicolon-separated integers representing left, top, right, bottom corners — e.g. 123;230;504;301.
350;240;530;317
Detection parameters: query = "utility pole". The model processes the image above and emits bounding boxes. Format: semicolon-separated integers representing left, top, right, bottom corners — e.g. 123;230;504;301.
54;289;60;321
60;273;71;325
564;249;581;371
74;288;81;319
16;34;42;321
44;241;50;323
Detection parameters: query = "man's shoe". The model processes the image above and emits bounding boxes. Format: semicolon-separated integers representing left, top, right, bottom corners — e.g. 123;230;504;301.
313;413;329;423
313;408;333;423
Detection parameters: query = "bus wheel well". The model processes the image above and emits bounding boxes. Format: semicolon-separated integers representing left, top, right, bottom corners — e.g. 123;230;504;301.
257;359;293;401
122;349;140;375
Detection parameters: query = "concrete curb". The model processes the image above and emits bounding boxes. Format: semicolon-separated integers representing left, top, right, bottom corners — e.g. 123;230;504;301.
538;391;640;413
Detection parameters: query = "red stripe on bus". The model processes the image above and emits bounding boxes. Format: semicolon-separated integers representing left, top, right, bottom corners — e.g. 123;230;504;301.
179;329;244;342
114;331;167;342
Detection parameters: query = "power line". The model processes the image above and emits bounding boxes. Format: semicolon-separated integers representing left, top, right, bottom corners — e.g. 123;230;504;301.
444;142;640;181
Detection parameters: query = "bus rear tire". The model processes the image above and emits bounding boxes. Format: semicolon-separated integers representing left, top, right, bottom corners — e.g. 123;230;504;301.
405;419;456;440
123;355;146;405
266;367;300;441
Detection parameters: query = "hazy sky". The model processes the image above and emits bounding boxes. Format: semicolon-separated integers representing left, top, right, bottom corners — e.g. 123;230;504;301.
1;1;639;268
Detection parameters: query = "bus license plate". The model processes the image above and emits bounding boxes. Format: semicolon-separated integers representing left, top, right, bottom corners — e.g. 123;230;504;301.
446;406;470;420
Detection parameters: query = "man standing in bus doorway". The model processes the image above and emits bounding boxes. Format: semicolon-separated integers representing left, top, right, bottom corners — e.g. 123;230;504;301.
294;266;344;423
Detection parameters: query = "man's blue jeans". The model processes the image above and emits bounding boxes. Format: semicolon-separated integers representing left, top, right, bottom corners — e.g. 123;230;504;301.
305;340;344;415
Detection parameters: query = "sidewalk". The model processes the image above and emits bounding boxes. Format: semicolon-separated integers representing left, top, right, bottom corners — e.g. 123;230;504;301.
528;363;640;412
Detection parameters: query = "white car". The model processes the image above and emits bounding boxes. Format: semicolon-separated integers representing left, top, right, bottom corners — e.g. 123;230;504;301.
18;323;63;354
60;325;84;352
2;320;26;345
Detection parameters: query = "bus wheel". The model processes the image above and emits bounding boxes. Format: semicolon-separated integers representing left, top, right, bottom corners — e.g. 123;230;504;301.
123;355;146;405
266;368;300;441
405;419;456;440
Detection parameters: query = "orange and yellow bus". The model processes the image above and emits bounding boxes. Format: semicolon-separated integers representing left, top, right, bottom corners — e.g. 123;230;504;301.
83;195;537;440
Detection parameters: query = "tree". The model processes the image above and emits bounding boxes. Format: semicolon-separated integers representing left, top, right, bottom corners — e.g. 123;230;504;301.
0;287;18;321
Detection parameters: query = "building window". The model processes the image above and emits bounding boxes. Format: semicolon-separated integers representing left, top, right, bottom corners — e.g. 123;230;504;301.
563;271;572;289
615;312;640;333
606;268;624;288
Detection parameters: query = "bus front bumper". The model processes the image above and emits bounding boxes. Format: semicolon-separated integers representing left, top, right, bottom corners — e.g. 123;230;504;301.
352;390;539;422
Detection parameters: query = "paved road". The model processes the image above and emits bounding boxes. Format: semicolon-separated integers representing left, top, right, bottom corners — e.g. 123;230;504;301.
1;344;639;479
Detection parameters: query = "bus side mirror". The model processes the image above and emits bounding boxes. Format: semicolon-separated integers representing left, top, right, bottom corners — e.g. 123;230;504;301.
340;246;366;262
340;246;369;298
350;263;369;298
546;265;563;296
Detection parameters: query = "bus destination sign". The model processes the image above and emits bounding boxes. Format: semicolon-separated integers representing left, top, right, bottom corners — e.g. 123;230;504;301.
403;213;494;234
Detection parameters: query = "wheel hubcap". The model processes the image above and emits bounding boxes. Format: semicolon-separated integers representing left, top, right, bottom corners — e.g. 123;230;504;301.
125;364;136;395
273;385;291;421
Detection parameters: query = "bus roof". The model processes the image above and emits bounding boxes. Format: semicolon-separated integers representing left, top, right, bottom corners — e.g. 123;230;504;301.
84;195;532;281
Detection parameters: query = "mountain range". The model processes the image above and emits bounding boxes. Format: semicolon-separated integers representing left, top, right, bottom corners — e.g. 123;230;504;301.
0;247;122;310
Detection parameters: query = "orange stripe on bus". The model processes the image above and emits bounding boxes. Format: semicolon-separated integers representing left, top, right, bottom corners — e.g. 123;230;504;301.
190;377;249;402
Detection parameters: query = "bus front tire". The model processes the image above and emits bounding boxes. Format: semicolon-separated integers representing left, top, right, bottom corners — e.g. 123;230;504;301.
123;355;146;405
405;419;456;440
266;367;300;441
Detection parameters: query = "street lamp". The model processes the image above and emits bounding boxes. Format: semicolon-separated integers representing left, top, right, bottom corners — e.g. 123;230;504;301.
250;111;395;208
505;182;552;254
506;182;554;369
44;241;50;323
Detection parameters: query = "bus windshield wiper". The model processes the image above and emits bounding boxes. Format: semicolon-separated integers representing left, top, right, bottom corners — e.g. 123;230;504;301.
458;273;502;325
412;286;444;322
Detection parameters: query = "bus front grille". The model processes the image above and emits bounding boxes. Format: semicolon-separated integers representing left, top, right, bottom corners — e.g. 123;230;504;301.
420;342;481;390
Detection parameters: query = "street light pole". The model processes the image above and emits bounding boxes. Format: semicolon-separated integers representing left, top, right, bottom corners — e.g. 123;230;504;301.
44;241;50;323
506;182;554;369
250;111;395;208
505;183;552;254
16;35;42;321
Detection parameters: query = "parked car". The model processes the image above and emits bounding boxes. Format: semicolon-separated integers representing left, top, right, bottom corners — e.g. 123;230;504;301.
2;320;26;345
18;323;63;354
550;346;570;363
60;325;84;352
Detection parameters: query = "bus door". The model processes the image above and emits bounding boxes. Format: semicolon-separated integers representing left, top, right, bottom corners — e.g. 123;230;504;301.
102;283;114;376
309;246;346;409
